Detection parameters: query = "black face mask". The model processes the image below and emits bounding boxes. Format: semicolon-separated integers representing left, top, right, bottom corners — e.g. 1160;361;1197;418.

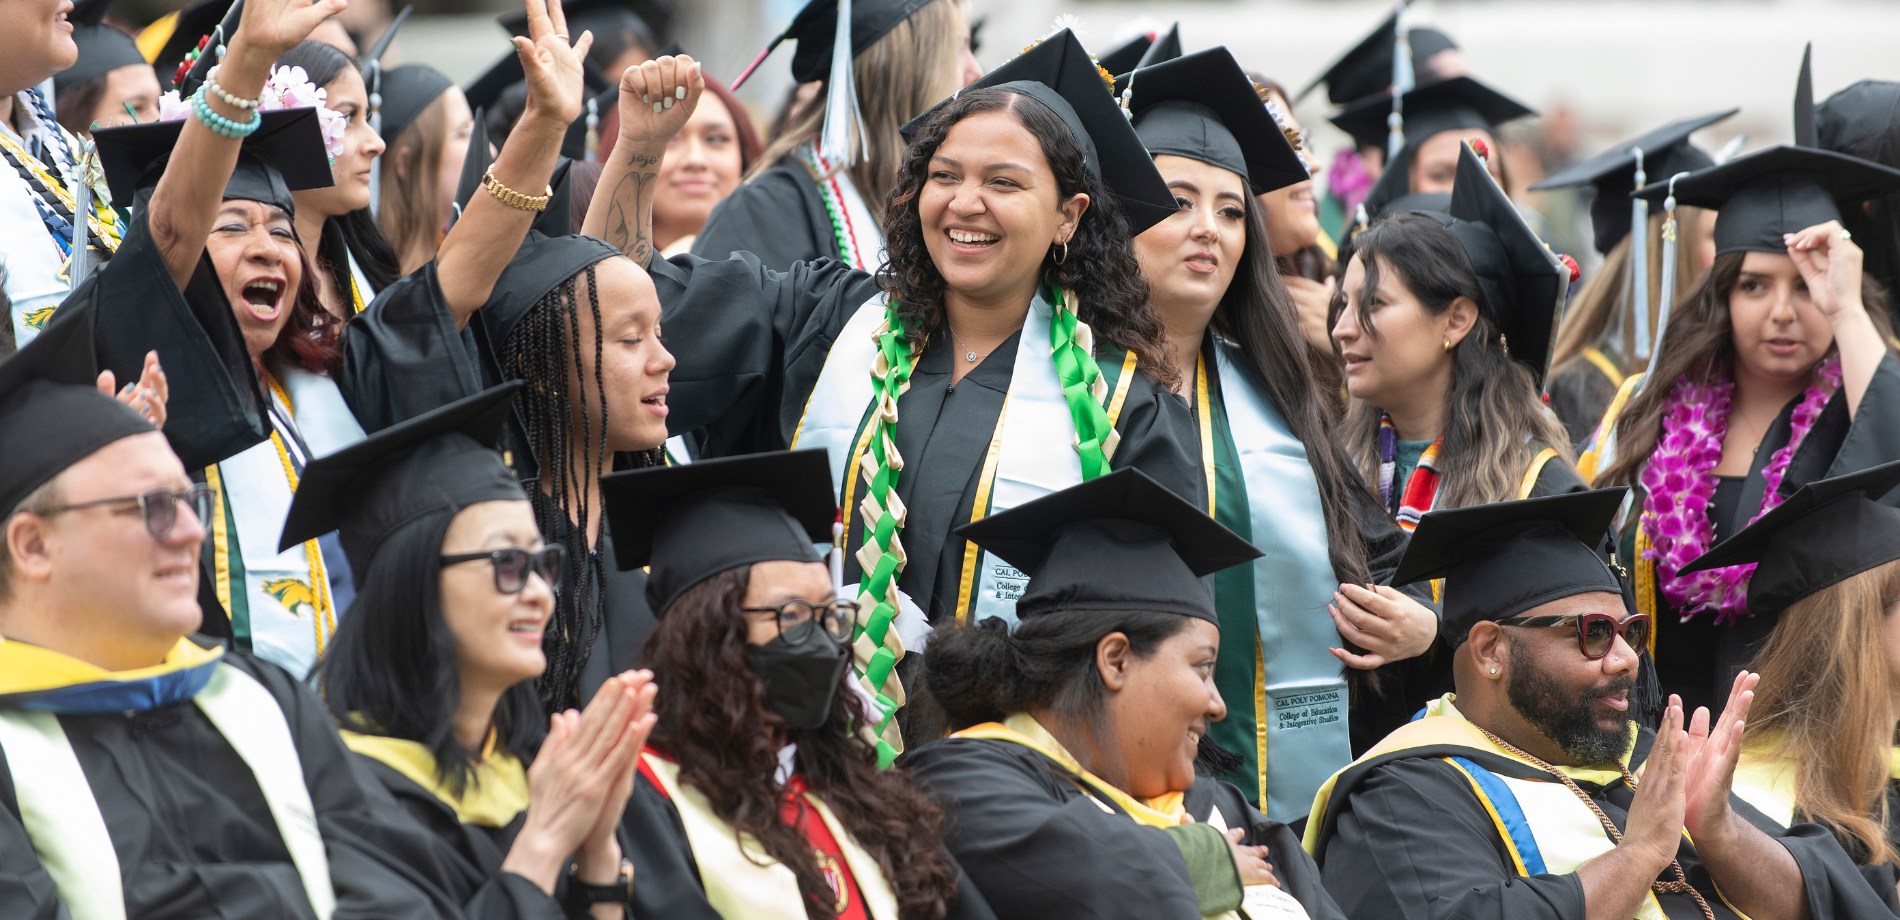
746;632;850;731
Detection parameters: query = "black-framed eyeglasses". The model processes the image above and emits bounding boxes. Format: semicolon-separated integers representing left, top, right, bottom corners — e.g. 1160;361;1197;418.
1497;612;1651;660
738;599;860;646
38;484;215;538
440;545;568;595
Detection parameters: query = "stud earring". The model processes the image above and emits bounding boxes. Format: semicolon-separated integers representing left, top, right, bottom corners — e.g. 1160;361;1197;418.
1489;667;1499;675
1443;338;1453;353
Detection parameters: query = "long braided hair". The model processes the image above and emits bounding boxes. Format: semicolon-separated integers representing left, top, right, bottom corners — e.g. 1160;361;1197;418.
499;265;610;711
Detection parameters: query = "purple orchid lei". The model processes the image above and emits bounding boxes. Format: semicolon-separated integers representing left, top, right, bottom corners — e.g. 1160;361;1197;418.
1639;356;1843;623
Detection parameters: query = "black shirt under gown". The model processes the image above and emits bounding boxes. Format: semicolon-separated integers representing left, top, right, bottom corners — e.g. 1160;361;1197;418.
0;650;466;919
647;252;1201;625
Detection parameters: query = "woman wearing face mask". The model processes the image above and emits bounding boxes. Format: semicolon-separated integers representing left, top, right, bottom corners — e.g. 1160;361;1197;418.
1590;144;1900;715
1331;143;1588;536
599;450;994;920
691;0;981;271
911;469;1346;920
1120;48;1434;808
77;0;593;676
591;39;1197;752
298;384;655;919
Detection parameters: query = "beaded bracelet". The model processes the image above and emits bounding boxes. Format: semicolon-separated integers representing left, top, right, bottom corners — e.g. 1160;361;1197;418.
204;66;262;110
190;85;262;139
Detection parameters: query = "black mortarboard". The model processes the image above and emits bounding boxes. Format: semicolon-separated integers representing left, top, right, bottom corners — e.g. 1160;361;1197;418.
731;0;932;87
1132;24;1181;72
1678;461;1900;618
1329;75;1534;154
1432;142;1570;381
92;107;334;211
361;4;411;67
1297;8;1459;106
0;303;155;516
954;469;1261;625
148;0;233;89
1818;80;1900;168
1125;47;1309;196
599;450;837;613
377;64;454;143
1096;32;1153;80
1530;109;1736;256
278;384;526;574
1632;145;1900;255
1362;186;1450;223
1391;488;1628;647
451;112;576;238
904;30;1178;235
464;50;610;159
498;0;657;53
56;0;149;94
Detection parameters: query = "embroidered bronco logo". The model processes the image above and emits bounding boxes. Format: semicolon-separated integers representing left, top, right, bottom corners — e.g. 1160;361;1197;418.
23;306;56;330
263;577;319;617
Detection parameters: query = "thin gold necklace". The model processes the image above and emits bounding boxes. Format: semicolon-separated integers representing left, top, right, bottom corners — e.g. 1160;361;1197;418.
1474;726;1716;920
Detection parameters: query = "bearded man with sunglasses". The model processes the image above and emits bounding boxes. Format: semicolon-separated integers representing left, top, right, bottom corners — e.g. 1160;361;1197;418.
0;311;463;917
1302;488;1900;920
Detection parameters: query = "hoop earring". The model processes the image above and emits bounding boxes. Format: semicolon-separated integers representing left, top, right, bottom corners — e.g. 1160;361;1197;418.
1052;240;1069;267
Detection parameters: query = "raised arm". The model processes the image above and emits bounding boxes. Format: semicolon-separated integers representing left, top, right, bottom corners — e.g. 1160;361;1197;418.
146;0;343;289
583;56;703;267
434;0;592;329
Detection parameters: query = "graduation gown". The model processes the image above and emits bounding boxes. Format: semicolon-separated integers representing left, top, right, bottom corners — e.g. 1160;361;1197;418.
1190;336;1410;818
1547;349;1627;450
1730;739;1900;901
1306;696;1900;920
648;252;1201;626
342;735;617;919
906;713;1337;920
619;749;996;920
537;492;657;707
1604;355;1900;713
691;156;852;270
0;644;461;919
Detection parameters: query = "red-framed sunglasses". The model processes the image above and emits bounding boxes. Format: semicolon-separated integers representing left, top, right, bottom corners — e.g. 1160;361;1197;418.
1496;612;1651;660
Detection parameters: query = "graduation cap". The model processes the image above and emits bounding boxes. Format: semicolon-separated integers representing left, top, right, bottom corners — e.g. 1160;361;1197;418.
0;303;155;517
968;14;985;56
1329;75;1534;154
1361;187;1450;224
954;468;1261;625
1632;145;1900;255
1431;141;1570;381
376;64;455;143
1391;488;1628;647
1124;47;1309;196
278;384;526;575
731;0;934;88
1817;80;1900;167
1297;7;1459;106
54;0;149;95
1678;461;1900;618
1531;110;1735;257
451;111;576;238
1107;24;1185;95
599;450;837;613
464;50;611;160
1096;31;1154;79
91;106;334;211
904;29;1178;235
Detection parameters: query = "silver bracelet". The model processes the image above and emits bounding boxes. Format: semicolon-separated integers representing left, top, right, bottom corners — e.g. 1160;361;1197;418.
204;66;261;110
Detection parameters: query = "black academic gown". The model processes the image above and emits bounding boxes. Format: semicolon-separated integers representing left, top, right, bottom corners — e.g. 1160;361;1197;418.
648;253;1201;624
1311;729;1900;920
1547;353;1624;450
534;492;656;707
907;734;1343;920
351;754;622;919
617;755;998;920
690;157;840;269
1622;354;1900;713
0;650;461;919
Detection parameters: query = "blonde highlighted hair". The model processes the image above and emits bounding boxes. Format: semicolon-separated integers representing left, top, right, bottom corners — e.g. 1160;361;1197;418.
1745;557;1900;866
377;93;454;276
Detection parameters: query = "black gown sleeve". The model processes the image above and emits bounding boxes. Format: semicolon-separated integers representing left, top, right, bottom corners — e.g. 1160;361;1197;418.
1547;358;1621;450
689;160;833;269
1821;353;1900;488
1104;377;1202;505
337;262;487;433
226;656;466;920
0;764;64;919
1316;757;1585;919
645;251;882;456
65;206;268;470
1526;450;1589;498
905;737;1204;920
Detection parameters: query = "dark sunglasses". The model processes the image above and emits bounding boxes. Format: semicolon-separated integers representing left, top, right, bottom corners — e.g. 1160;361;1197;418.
1497;612;1651;660
38;484;215;539
440;545;568;595
738;599;861;646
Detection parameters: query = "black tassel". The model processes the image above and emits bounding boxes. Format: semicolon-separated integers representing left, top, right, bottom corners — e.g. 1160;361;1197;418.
1634;653;1664;727
1194;733;1245;778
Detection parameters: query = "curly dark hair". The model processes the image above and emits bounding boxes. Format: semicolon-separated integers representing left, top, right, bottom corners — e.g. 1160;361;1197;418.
644;568;962;920
880;87;1176;387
